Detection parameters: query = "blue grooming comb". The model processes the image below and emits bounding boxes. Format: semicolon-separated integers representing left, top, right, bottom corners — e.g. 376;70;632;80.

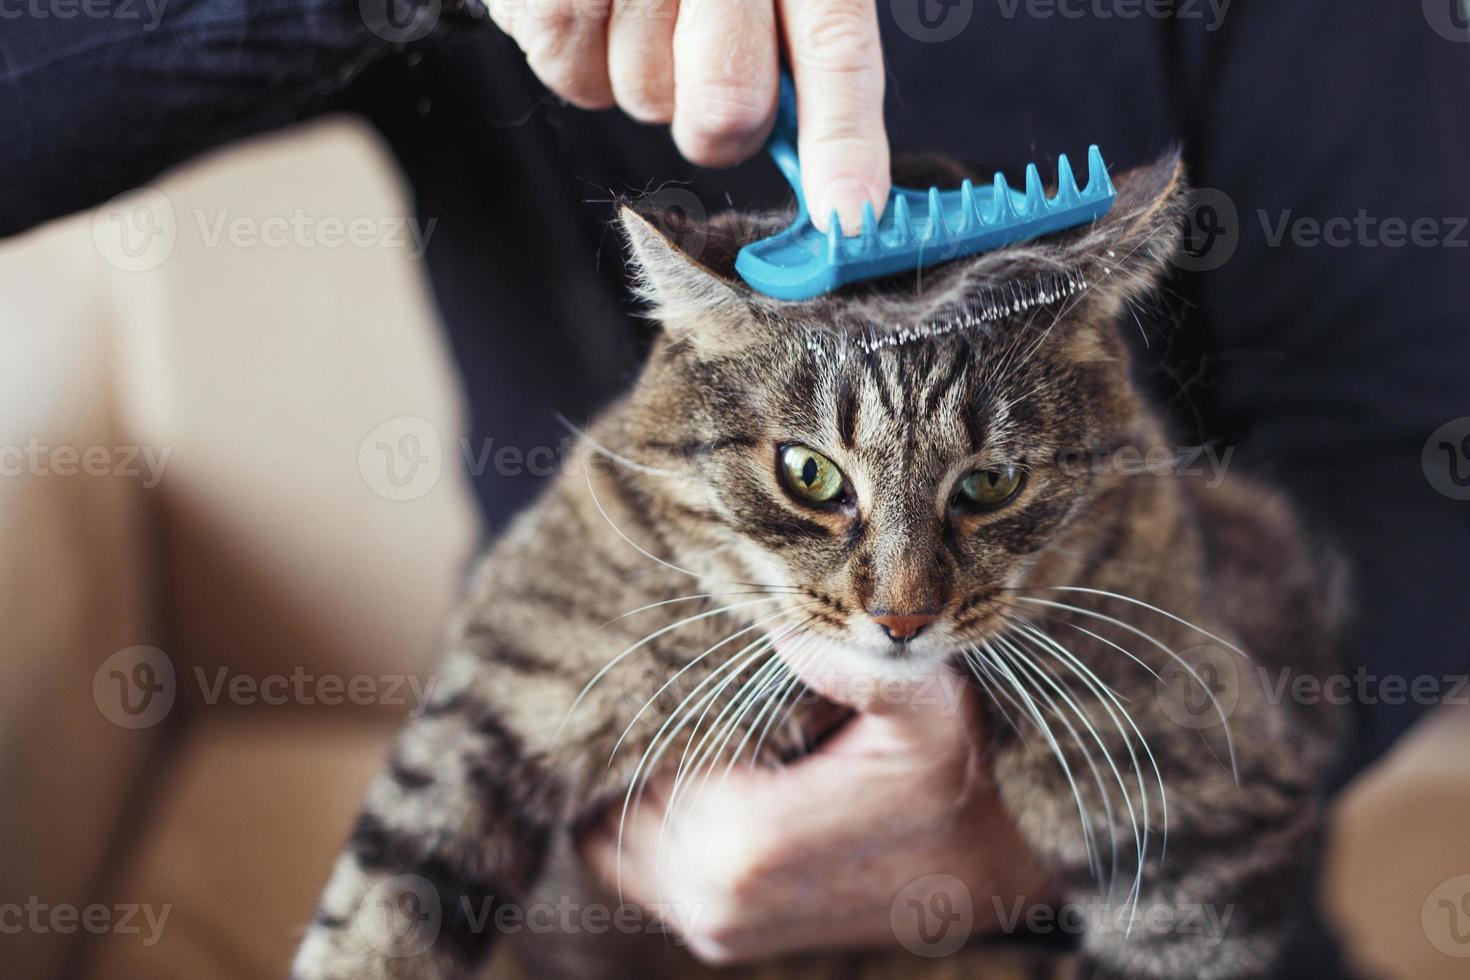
735;74;1118;301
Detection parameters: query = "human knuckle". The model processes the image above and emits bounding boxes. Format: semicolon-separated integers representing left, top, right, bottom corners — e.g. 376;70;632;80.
523;43;609;104
679;84;770;155
519;0;579;34
799;3;880;74
726;860;777;905
724;833;786;899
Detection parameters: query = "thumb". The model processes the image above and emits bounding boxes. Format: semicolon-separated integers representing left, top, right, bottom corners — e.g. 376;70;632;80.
777;637;975;751
779;0;890;235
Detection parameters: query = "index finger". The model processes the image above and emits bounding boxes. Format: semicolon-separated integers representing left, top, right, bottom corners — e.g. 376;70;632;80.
778;0;890;235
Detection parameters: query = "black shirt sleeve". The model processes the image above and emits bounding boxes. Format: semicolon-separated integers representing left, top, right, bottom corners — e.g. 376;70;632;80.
0;0;471;236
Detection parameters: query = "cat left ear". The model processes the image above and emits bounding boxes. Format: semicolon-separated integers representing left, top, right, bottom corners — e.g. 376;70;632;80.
618;206;749;335
1063;150;1191;318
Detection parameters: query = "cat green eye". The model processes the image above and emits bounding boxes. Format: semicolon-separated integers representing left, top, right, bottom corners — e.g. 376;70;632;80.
954;466;1025;511
778;445;847;505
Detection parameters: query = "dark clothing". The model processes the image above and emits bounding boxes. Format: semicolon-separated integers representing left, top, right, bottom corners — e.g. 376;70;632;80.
5;5;1468;973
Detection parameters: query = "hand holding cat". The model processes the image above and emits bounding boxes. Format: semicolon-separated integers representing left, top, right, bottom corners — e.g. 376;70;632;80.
485;0;891;235
580;654;1059;964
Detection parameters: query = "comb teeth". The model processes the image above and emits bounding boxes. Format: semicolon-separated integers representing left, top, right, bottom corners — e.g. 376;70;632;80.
1055;154;1082;208
736;143;1118;300
990;173;1015;225
926;187;945;242
1024;164;1045;215
958;180;976;233
1085;144;1114;197
891;195;912;245
859;201;878;252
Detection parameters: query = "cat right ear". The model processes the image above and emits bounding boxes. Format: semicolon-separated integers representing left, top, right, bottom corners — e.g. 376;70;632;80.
618;206;752;345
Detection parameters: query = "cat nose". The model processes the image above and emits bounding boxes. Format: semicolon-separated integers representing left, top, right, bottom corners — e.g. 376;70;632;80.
871;611;939;642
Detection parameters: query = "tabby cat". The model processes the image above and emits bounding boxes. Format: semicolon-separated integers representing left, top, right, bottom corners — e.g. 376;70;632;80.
293;154;1343;980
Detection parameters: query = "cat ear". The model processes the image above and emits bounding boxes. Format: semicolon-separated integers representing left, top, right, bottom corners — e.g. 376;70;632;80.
1061;149;1190;318
617;206;751;340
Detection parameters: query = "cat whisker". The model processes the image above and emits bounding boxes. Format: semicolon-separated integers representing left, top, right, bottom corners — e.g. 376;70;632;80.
607;602;817;764
651;627;821;901
992;595;1164;686
676;630;820;812
722;631;826;785
745;638;822;772
555;412;680;479
990;634;1127;893
625;636;781;813
997;597;1190;875
624;541;734;580
1010;595;1239;781
635;634;783;821
556;595;799;746
622;638;779;903
696;663;792;800
615;612;814;898
997;622;1161;919
582;465;797;593
604;588;799;627
960;647;1032;750
1016;585;1249;660
1000;611;1168;874
976;638;1103;880
667;644;791;816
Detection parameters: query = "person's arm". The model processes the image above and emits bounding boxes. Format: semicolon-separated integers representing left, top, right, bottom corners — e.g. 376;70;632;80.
0;0;471;237
2;0;895;240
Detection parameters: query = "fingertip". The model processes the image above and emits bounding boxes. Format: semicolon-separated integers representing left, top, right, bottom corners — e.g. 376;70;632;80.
562;89;618;112
617;92;675;125
781;0;889;233
808;177;888;236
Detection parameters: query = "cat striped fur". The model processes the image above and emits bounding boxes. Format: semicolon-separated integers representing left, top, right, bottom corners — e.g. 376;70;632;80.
293;153;1344;980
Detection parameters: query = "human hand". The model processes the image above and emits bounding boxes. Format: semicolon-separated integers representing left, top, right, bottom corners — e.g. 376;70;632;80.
579;652;1060;965
486;0;891;234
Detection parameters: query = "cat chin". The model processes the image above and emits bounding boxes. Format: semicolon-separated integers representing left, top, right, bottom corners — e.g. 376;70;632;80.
769;631;960;708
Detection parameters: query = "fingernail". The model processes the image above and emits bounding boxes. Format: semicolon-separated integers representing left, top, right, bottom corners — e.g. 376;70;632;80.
815;179;879;237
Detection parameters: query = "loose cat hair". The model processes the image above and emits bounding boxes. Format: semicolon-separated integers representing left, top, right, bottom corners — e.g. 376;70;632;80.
294;153;1343;980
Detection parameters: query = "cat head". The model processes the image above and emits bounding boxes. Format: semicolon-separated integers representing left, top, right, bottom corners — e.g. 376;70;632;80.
615;153;1188;676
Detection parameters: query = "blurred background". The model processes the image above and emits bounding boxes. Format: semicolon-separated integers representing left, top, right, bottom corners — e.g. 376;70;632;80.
2;115;1469;980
